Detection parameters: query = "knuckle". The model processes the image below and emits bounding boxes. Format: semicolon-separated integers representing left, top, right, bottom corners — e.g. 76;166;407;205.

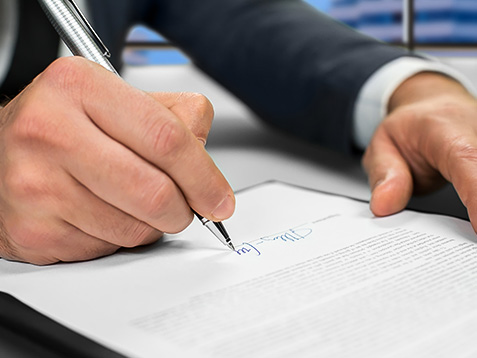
449;138;477;161
443;136;477;177
138;178;192;233
41;57;88;91
443;138;477;207
122;221;157;248
151;119;186;158
8;221;53;253
3;164;48;202
10;106;57;145
188;93;214;118
167;215;193;234
6;104;74;155
7;93;69;149
140;179;176;219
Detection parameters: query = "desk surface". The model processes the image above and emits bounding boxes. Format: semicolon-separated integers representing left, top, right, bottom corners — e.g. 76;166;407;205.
124;64;467;220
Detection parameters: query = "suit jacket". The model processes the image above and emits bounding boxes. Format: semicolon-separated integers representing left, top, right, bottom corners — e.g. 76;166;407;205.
5;0;410;153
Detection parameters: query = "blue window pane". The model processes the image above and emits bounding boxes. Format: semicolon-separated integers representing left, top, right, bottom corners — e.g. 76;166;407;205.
327;0;403;43
304;0;332;12
123;48;189;66
414;0;477;43
310;0;477;44
124;26;190;65
126;26;165;42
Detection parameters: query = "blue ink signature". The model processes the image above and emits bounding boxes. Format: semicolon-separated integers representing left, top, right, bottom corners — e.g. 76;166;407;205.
236;227;313;257
236;242;261;256
261;227;313;243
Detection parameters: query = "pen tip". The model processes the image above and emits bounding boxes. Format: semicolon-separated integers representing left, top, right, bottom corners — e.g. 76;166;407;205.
228;242;236;251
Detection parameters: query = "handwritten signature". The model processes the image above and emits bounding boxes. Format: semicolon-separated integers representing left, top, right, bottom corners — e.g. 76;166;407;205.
236;227;313;257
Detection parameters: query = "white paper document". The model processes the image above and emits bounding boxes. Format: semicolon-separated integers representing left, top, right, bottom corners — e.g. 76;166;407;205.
1;181;477;357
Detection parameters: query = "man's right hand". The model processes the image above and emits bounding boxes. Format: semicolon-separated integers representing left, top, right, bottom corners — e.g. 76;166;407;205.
0;57;235;265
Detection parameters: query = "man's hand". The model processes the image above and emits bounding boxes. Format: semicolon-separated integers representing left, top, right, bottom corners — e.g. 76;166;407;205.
363;72;477;230
0;57;235;265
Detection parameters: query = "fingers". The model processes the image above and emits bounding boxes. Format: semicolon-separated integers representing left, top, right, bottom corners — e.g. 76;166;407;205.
362;129;414;217
6;222;120;265
0;163;161;264
60;109;195;234
59;176;163;248
437;139;477;233
380;71;477;229
39;58;234;221
46;229;119;264
148;92;214;145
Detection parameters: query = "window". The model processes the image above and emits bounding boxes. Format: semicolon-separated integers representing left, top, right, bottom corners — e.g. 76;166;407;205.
325;0;404;43
325;0;477;45
123;27;189;66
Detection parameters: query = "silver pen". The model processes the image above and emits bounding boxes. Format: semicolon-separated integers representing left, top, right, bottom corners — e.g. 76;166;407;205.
37;0;235;251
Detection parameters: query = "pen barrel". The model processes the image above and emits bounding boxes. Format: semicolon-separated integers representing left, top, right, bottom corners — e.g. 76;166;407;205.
37;0;118;75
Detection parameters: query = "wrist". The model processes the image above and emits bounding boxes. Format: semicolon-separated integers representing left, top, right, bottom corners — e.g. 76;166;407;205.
388;72;473;113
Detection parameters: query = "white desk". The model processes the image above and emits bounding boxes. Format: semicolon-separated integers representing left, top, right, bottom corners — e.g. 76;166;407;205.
124;63;467;220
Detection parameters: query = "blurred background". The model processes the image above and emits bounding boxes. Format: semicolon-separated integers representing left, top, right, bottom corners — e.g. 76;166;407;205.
123;0;477;85
120;0;476;221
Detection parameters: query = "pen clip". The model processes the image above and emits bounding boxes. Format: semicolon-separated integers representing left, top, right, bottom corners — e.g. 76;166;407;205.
64;0;111;58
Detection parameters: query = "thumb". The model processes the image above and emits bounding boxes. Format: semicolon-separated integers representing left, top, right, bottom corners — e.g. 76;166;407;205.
362;131;414;217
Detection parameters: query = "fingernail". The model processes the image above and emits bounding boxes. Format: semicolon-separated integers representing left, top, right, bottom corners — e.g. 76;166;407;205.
197;138;207;146
211;195;235;221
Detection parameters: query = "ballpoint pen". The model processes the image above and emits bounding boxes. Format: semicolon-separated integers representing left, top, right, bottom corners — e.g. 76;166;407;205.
37;0;235;251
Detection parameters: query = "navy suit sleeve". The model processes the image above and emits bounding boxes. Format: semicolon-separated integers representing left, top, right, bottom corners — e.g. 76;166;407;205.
91;0;411;153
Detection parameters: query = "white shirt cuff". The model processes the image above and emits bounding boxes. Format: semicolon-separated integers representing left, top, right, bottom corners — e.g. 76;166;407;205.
353;57;477;150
